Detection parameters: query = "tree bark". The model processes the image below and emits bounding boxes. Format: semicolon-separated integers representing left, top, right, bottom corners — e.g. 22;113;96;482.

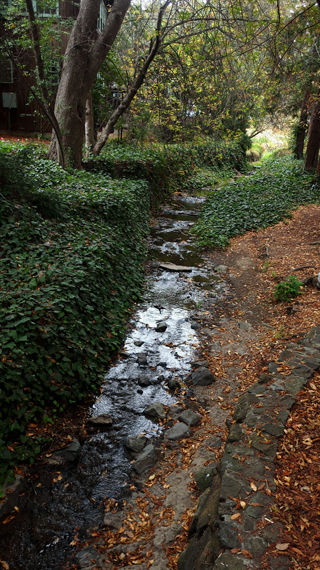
48;0;131;169
85;92;95;156
304;90;320;171
294;88;310;160
92;0;170;156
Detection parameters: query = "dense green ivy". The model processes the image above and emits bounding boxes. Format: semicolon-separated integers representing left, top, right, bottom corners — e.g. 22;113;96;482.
194;156;320;248
0;142;150;489
85;136;250;205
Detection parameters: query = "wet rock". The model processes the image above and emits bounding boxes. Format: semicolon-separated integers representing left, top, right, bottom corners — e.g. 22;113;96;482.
159;262;193;272
191;366;215;386
226;423;244;443
47;438;81;466
132;444;155;474
155;321;167;332
166;422;191;440
158;362;167;368
168;378;181;391
87;414;112;427
215;265;228;273
194;360;209;368
219;522;241;549
194;464;217;492
190;321;201;330
144;402;166;419
137;388;143;394
137;352;148;365
134;340;144;347
138;376;150;387
125;434;148;453
179;409;201;427
103;513;123;530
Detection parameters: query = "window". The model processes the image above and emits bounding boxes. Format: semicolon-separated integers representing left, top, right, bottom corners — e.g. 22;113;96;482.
0;58;13;84
32;0;59;17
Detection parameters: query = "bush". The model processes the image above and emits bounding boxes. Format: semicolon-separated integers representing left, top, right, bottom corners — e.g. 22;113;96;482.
274;276;304;302
0;142;150;489
194;156;320;248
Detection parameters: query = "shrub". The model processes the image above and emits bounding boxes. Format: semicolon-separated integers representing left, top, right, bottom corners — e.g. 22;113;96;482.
274;276;304;302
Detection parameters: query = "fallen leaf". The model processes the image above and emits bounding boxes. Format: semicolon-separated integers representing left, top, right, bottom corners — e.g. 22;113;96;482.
276;543;290;551
2;516;15;525
1;562;9;570
231;513;241;520
241;550;253;558
250;482;257;492
240;501;246;509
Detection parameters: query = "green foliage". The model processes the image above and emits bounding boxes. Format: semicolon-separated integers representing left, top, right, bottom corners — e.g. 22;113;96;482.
194;156;320;248
0;141;150;491
85;136;249;205
274;276;304;302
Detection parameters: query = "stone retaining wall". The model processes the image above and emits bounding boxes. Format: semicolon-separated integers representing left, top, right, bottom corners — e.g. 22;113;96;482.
178;326;320;570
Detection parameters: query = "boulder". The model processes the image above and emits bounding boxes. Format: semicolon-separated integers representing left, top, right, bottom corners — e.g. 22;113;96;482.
125;434;148;453
138;376;150;387
47;438;81;466
194;464;218;492
179;409;201;427
137;353;148;365
155;321;167;332
191;367;215;386
87;414;112;427
132;444;155;474
166;422;191;441
144;402;166;419
168;378;181;391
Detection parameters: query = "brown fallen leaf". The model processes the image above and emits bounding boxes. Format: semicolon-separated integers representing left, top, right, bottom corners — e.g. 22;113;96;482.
240;501;246;509
250;482;257;492
2;516;15;525
231;513;241;520
276;543;290;551
241;550;253;558
1;562;9;570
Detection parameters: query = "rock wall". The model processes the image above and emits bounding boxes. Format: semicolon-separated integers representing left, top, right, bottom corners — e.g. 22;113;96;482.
178;326;320;570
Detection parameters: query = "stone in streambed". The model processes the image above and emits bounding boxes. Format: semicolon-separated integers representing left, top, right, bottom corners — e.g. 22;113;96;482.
191;366;215;386
166;422;191;440
155;321;167;332
137;352;148;365
138;376;150;387
144;402;166;419
125;434;148;453
179;409;201;427
47;438;81;466
132;444;155;474
87;414;113;427
168;378;181;391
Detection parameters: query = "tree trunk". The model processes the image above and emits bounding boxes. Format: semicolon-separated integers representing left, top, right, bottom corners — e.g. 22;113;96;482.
48;0;131;169
85;92;95;156
294;88;310;160
304;91;320;171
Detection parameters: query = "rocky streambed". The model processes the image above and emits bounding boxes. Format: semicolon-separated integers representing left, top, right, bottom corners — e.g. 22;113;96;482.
0;193;230;569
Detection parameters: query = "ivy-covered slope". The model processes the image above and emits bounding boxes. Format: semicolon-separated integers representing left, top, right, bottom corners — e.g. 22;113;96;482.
194;156;320;248
0;143;150;486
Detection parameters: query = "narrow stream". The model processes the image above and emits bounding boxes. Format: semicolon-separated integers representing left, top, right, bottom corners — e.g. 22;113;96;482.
0;193;227;569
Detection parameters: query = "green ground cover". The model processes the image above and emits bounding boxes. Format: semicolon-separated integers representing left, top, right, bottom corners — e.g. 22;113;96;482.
0;142;150;489
194;156;320;248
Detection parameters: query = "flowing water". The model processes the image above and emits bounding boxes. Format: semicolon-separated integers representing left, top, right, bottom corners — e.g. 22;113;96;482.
0;194;226;569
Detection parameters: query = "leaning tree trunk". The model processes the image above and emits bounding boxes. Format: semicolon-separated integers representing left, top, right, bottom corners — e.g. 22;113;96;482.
295;88;310;160
48;0;131;169
304;90;320;171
